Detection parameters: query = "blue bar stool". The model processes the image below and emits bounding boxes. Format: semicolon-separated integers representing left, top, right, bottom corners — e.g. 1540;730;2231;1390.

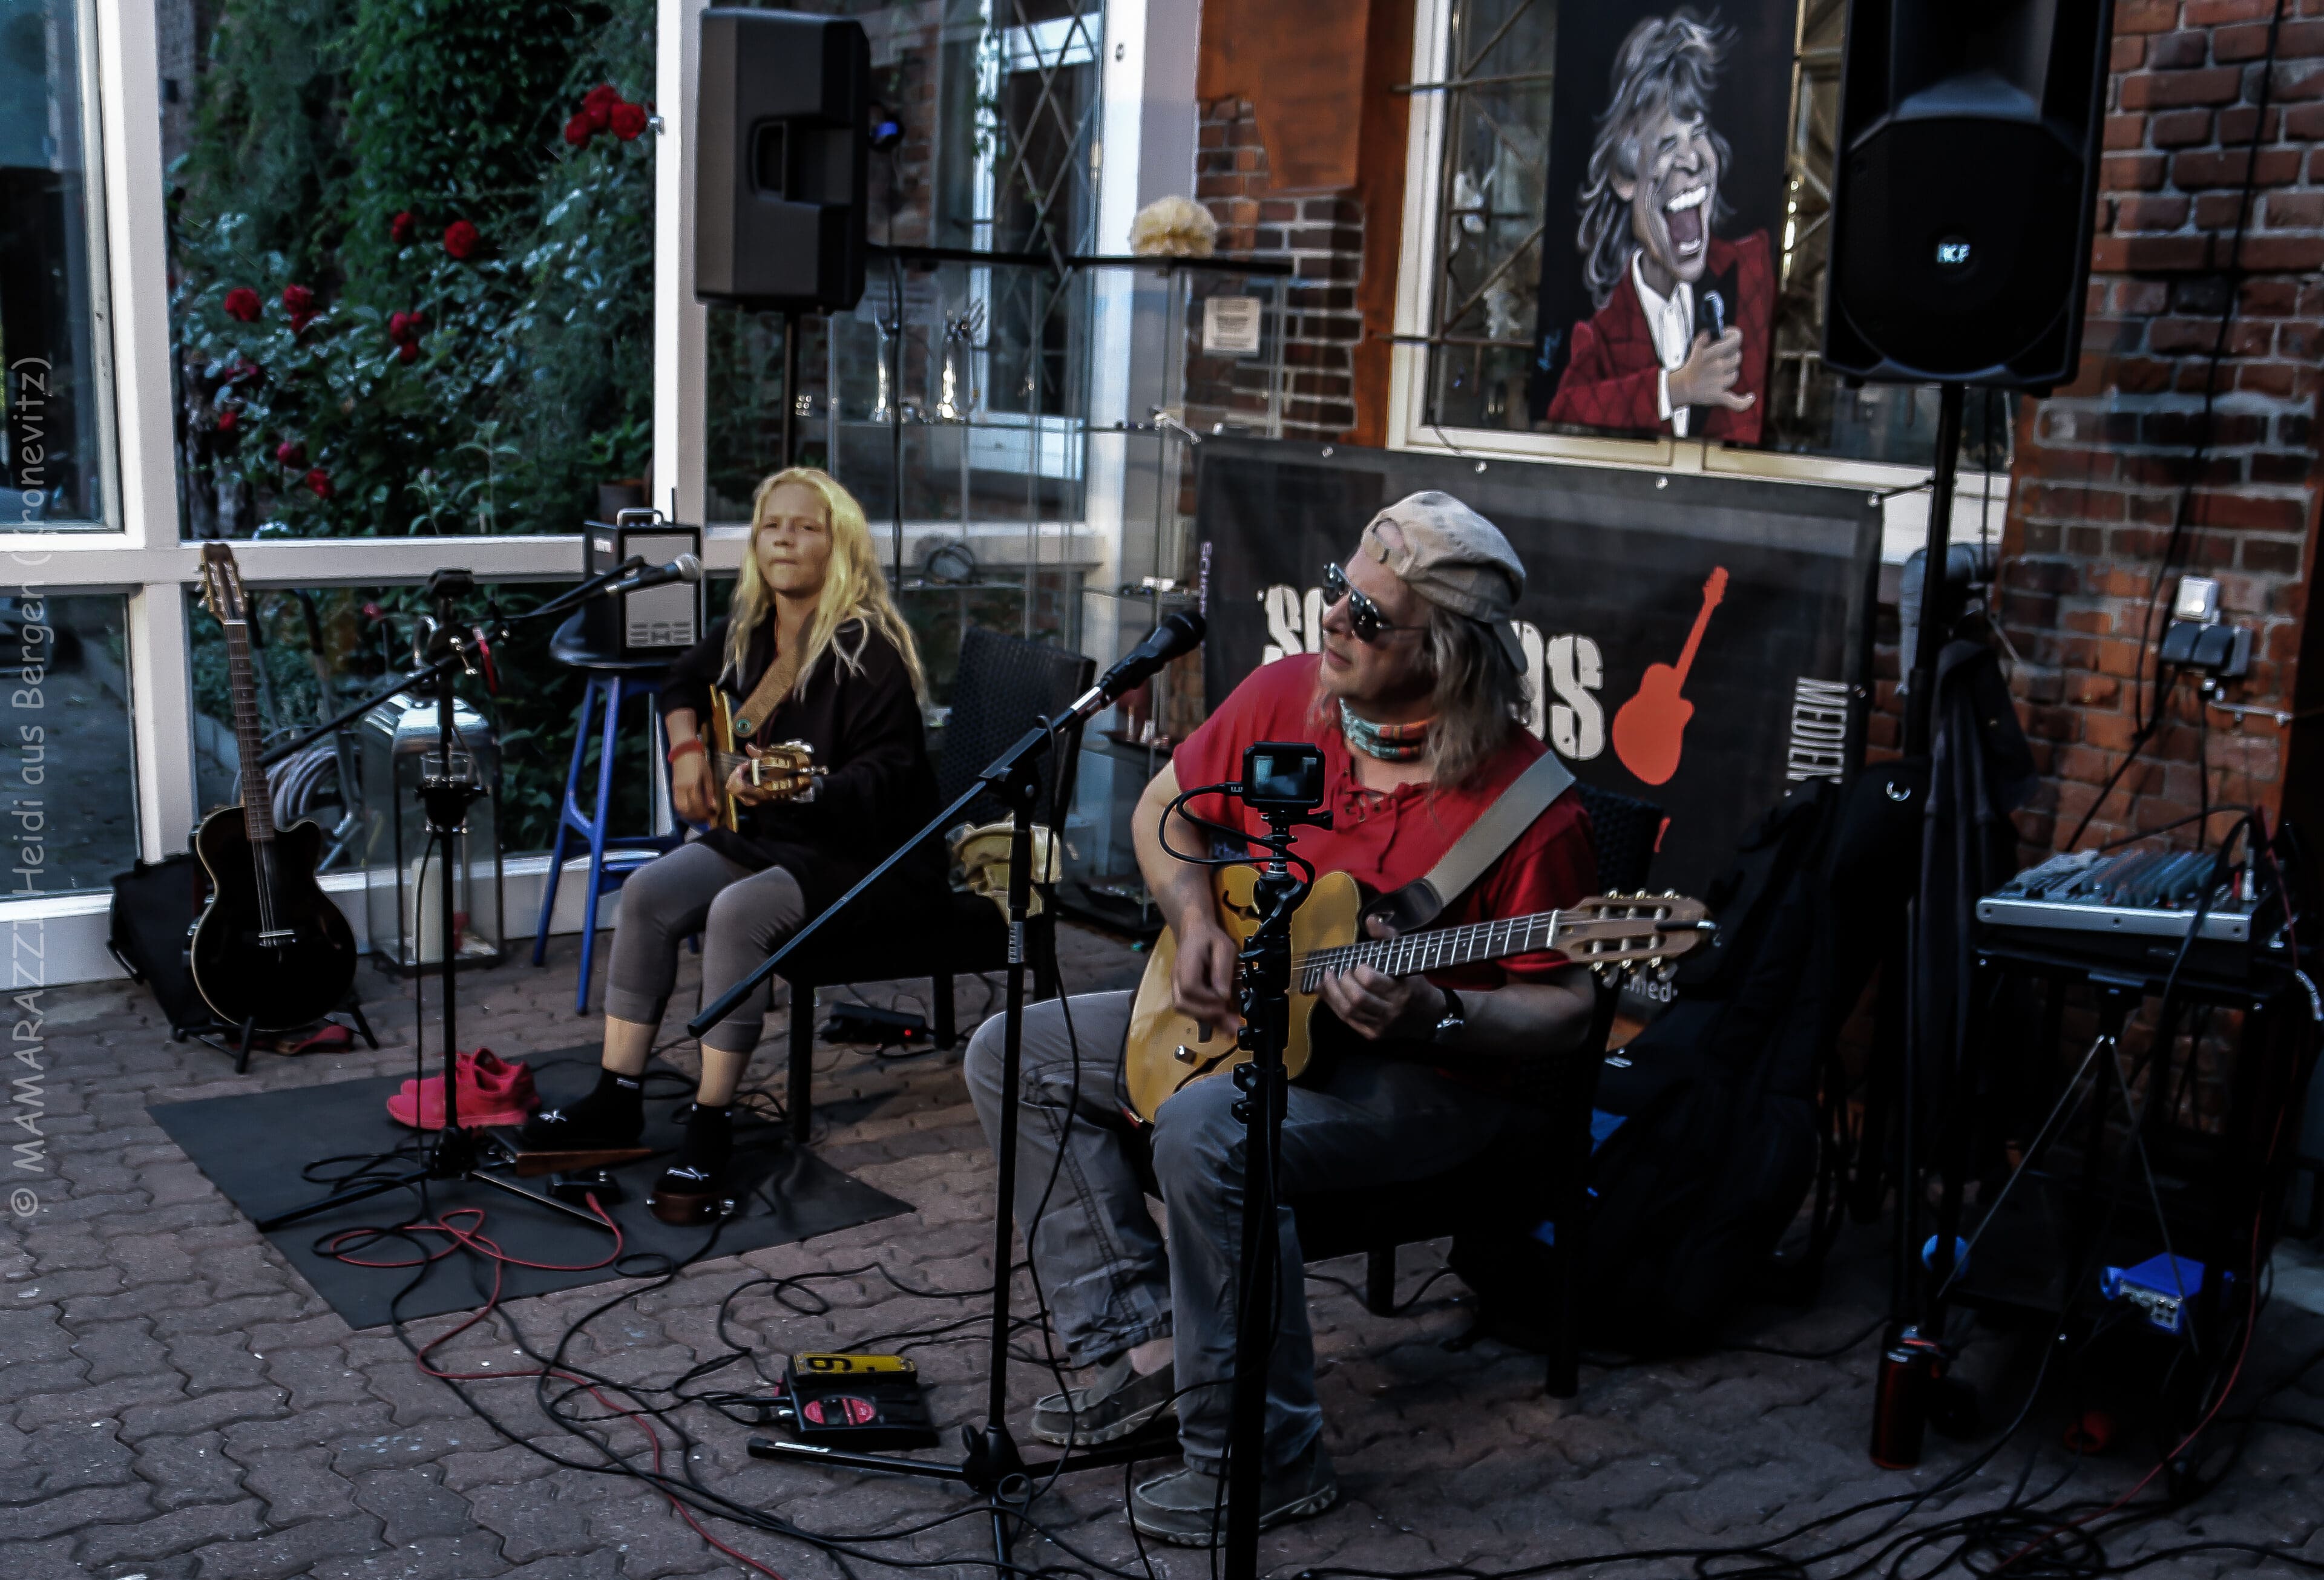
533;615;687;1012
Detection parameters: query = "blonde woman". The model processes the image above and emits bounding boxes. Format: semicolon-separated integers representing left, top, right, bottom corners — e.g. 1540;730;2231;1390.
525;468;938;1222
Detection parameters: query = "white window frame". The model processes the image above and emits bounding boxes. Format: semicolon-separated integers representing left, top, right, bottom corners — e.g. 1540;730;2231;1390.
1385;0;2007;566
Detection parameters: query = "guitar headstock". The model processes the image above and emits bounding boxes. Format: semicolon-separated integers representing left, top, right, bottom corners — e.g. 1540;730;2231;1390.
199;542;249;627
1702;566;1729;608
1560;893;1713;978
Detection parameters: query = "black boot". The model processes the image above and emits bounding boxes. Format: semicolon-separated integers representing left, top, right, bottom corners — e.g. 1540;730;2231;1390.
520;1067;646;1150
649;1102;734;1225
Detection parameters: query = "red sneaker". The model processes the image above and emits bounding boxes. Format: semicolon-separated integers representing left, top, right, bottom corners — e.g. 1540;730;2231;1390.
388;1049;539;1129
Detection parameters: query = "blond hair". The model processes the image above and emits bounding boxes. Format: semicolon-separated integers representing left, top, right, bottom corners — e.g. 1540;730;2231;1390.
726;468;927;703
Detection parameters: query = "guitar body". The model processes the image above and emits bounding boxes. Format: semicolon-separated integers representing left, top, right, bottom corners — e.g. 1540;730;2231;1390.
1124;877;1707;1126
189;810;358;1032
1125;869;1364;1124
1609;673;1694;787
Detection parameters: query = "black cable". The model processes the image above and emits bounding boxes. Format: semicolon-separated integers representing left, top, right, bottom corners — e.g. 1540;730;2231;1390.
2069;0;2290;854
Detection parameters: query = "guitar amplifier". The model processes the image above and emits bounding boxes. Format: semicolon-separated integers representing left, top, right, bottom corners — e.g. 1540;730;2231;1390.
580;510;704;661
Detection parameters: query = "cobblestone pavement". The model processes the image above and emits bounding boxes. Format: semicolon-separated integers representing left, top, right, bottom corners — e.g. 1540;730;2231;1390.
4;925;2320;1580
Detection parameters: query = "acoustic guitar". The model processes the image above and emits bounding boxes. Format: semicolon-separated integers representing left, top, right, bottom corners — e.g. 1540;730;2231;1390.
1610;566;1727;788
188;544;359;1032
703;690;823;831
1123;868;1708;1124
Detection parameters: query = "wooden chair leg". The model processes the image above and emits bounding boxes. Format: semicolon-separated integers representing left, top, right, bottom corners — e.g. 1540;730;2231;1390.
933;975;957;1048
1364;1247;1398;1316
788;986;815;1143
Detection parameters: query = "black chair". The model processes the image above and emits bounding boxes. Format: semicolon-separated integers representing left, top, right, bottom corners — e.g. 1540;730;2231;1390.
1282;780;1666;1397
767;628;1095;1140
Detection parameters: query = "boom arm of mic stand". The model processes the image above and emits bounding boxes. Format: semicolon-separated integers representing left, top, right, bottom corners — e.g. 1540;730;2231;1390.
254;571;651;770
686;720;1064;1039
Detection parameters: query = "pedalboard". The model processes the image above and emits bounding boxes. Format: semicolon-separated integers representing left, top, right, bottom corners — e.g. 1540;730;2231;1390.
770;1352;939;1450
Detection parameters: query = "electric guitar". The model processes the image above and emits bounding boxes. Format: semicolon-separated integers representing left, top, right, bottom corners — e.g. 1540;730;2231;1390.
704;690;823;831
1610;566;1727;787
1123;869;1708;1124
188;543;359;1032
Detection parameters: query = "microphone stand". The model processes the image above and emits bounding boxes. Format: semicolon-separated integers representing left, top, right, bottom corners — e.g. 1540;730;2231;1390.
729;690;1176;1561
255;564;657;1235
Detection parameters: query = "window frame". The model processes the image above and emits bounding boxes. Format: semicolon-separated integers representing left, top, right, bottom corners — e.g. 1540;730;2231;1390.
1384;0;2007;559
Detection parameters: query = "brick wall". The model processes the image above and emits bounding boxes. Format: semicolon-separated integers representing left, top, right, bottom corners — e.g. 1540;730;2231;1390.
2000;0;2324;856
1189;98;1366;442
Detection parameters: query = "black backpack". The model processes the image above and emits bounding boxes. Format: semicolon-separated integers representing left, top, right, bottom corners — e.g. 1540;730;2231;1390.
107;853;216;1035
1453;767;1918;1355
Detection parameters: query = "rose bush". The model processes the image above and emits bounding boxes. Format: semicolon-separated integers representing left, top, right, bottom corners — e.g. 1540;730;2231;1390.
167;0;657;848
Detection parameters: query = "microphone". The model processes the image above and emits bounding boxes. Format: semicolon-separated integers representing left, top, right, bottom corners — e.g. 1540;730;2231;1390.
1062;611;1206;723
599;552;703;598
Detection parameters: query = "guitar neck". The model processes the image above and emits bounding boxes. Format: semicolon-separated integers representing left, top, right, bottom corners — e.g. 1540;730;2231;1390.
222;620;275;846
1296;910;1566;990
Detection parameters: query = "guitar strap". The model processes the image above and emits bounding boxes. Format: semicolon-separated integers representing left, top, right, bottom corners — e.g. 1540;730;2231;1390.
1361;749;1575;937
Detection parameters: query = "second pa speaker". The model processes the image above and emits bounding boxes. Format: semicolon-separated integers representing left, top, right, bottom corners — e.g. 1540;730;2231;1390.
696;9;869;312
1823;0;2114;388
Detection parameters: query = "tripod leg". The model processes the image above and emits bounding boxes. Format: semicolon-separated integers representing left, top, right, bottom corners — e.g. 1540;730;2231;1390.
235;1015;256;1075
347;995;379;1050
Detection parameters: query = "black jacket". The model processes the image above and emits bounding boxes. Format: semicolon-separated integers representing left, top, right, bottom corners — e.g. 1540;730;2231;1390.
658;614;944;923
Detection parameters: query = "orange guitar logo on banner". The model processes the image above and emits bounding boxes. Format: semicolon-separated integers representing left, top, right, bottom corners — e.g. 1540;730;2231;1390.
1611;566;1727;787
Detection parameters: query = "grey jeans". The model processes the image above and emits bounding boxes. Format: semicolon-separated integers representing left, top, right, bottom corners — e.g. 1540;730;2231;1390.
963;989;1508;1473
605;841;806;1052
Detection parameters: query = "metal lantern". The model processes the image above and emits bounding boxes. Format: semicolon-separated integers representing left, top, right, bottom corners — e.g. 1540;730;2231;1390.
358;691;506;972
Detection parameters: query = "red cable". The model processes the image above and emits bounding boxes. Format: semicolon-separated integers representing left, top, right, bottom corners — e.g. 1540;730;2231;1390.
324;1198;793;1579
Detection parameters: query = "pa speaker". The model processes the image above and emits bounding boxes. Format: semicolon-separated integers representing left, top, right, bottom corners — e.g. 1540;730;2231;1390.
695;9;869;312
1823;0;2113;388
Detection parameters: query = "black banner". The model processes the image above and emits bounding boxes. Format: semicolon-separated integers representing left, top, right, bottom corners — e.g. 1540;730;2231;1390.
1193;439;1880;899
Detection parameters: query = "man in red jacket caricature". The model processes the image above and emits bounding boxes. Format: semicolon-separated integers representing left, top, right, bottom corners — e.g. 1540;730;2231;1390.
1547;10;1770;444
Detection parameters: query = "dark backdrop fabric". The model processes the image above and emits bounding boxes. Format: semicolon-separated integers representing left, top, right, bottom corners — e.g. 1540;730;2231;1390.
1193;439;1880;899
1528;2;1796;427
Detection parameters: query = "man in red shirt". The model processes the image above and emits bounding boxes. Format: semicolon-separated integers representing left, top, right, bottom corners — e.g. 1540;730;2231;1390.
963;493;1598;1545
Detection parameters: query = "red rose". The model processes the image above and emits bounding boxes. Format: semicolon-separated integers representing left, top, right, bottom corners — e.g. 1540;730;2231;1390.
223;287;261;323
215;409;240;437
390;210;415;244
275;440;306;468
443;220;479;260
281;284;315;316
407;310;426;336
304;468;333;500
609;102;648;142
563;113;594;148
388;311;410;342
582;83;622;131
396;341;419;365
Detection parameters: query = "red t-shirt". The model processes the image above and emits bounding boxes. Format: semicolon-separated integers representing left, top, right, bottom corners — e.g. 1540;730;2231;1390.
1172;654;1597;987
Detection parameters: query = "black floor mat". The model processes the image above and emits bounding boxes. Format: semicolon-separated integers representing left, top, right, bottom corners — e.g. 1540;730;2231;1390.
150;1054;911;1329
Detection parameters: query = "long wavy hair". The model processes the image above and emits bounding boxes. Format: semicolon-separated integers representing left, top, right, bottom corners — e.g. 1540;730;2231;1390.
1418;607;1532;790
725;467;927;704
1575;9;1736;311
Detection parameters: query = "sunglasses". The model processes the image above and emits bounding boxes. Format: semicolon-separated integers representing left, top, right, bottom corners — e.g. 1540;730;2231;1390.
1321;562;1416;644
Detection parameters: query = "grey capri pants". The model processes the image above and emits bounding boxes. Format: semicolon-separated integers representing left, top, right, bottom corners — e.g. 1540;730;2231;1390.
603;841;806;1054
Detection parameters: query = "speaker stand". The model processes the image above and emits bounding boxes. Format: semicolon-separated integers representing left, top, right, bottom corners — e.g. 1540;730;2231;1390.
1903;382;1966;758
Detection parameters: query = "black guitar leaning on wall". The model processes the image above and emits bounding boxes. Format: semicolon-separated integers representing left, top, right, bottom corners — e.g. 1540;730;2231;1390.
189;543;359;1032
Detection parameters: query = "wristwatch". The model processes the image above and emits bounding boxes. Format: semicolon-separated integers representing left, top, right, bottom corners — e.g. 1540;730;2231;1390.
1428;986;1465;1044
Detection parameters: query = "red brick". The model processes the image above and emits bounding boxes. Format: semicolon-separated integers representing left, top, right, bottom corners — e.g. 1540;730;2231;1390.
2240;232;2324;268
2115;34;2150;71
2288;101;2324;138
2217;104;2285;139
2168;146;2304;185
2190;489;2308;531
2105;111;2153;150
2188;0;2278;22
2263;191;2324;226
2120;67;2245;108
2244;536;2306;572
2119;0;2183;31
2093;233;2216;272
2103;151;2171;189
2117;194;2194;230
2150;106;2217;143
2163;28;2223;66
2270;59;2324;100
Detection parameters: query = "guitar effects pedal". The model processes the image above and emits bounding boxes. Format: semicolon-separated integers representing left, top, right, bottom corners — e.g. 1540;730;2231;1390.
764;1353;939;1451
